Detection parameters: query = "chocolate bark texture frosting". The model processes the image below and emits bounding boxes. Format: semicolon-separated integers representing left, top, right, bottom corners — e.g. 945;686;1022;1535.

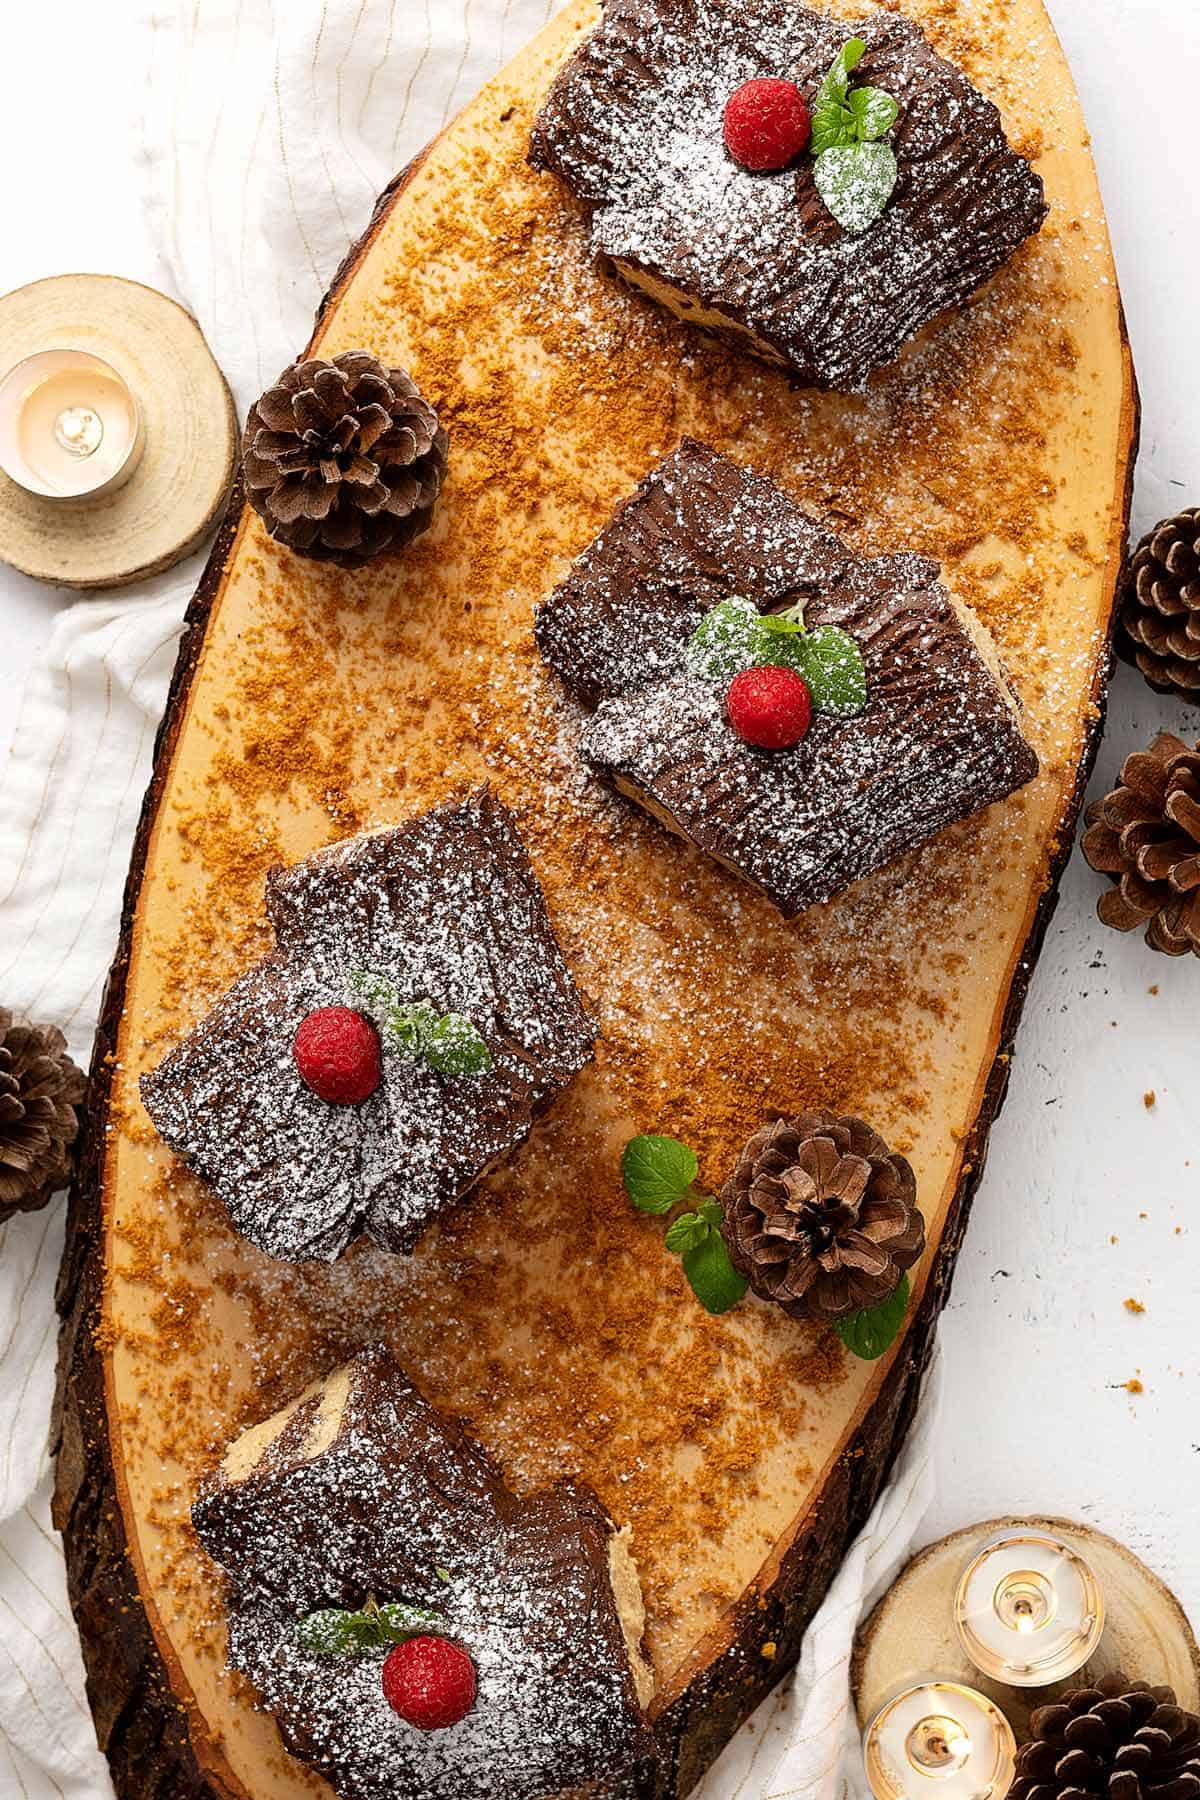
140;787;596;1261
536;440;1038;917
529;0;1048;389
193;1347;655;1800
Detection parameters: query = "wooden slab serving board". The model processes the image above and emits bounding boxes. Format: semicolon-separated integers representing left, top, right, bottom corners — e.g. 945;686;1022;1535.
53;2;1136;1797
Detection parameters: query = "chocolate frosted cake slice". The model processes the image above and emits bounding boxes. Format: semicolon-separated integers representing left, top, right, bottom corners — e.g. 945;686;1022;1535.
529;1;1047;388
537;441;1038;917
141;787;595;1261
193;1347;654;1800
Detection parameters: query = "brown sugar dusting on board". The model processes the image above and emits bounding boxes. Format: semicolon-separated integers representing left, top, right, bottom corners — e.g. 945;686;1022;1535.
105;0;1112;1703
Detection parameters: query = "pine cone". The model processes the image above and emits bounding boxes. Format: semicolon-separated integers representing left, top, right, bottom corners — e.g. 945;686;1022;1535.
1117;511;1200;703
1011;1671;1200;1800
0;1010;86;1223
719;1112;925;1323
241;351;448;570
1081;733;1200;957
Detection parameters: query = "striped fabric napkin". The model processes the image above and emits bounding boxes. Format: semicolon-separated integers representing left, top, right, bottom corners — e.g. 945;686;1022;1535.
0;2;940;1794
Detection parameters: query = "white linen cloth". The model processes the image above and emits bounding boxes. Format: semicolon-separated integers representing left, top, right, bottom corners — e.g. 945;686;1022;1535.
0;3;942;1794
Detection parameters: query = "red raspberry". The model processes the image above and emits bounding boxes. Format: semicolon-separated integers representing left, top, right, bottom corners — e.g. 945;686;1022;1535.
726;665;813;750
723;78;812;172
382;1636;477;1731
292;1006;381;1104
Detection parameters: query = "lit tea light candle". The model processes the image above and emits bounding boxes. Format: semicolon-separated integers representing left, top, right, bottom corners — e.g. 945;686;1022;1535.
954;1529;1105;1687
863;1681;1017;1800
0;348;143;499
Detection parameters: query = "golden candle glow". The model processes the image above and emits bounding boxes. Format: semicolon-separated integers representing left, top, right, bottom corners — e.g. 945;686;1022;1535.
954;1530;1104;1687
863;1682;1016;1799
0;349;142;499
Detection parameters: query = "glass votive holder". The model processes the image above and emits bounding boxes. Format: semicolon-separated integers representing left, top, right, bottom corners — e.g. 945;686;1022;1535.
863;1680;1017;1800
954;1528;1105;1688
0;348;143;499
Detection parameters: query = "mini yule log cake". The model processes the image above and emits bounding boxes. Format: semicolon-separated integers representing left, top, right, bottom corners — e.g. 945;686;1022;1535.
140;787;595;1261
192;1347;654;1800
536;440;1038;918
528;0;1047;388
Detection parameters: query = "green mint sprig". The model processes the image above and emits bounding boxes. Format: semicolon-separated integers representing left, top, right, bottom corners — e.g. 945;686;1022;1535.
686;597;867;719
809;38;899;235
834;1272;911;1361
298;1596;447;1657
621;1134;748;1316
347;971;493;1077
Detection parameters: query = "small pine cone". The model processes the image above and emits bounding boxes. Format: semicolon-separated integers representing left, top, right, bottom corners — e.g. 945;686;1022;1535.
0;1010;87;1224
1081;733;1200;957
242;351;448;570
1117;511;1200;703
719;1111;925;1323
1011;1670;1200;1800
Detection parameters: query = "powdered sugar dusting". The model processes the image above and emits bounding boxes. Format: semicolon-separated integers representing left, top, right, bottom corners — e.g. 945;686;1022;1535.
529;0;1047;386
193;1348;651;1800
538;440;1038;914
141;788;596;1261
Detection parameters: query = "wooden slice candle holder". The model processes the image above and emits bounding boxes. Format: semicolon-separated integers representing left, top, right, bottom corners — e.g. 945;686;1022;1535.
0;274;236;589
853;1518;1200;1745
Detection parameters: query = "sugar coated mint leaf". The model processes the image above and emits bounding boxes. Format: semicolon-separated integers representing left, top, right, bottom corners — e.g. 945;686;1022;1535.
848;85;898;141
297;1608;361;1655
664;1211;709;1255
377;1601;447;1642
622;1134;698;1214
834;1272;911;1361
347;969;400;1013
813;141;897;235
686;595;762;685
790;625;867;717
681;1232;749;1316
423;1012;493;1077
815;37;866;111
386;999;440;1053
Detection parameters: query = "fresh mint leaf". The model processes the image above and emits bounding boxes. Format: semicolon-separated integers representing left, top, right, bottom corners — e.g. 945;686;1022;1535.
813;141;897;235
298;1598;446;1656
622;1135;698;1215
789;625;867;717
664;1211;709;1255
356;980;493;1079
759;601;808;639
815;36;866;111
422;1012;493;1077
848;85;898;141
698;1197;724;1229
686;595;762;685
681;1231;749;1316
834;1273;911;1361
811;101;856;155
813;42;895;163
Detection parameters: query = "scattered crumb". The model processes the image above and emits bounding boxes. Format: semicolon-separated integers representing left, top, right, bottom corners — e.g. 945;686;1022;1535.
760;1641;777;1661
1144;1090;1156;1109
1140;1211;1149;1220
1125;1378;1144;1395
1149;985;1159;996
1109;1234;1119;1245
1124;1298;1145;1315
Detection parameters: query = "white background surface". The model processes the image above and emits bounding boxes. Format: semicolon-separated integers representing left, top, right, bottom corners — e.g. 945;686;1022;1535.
2;0;1199;1707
